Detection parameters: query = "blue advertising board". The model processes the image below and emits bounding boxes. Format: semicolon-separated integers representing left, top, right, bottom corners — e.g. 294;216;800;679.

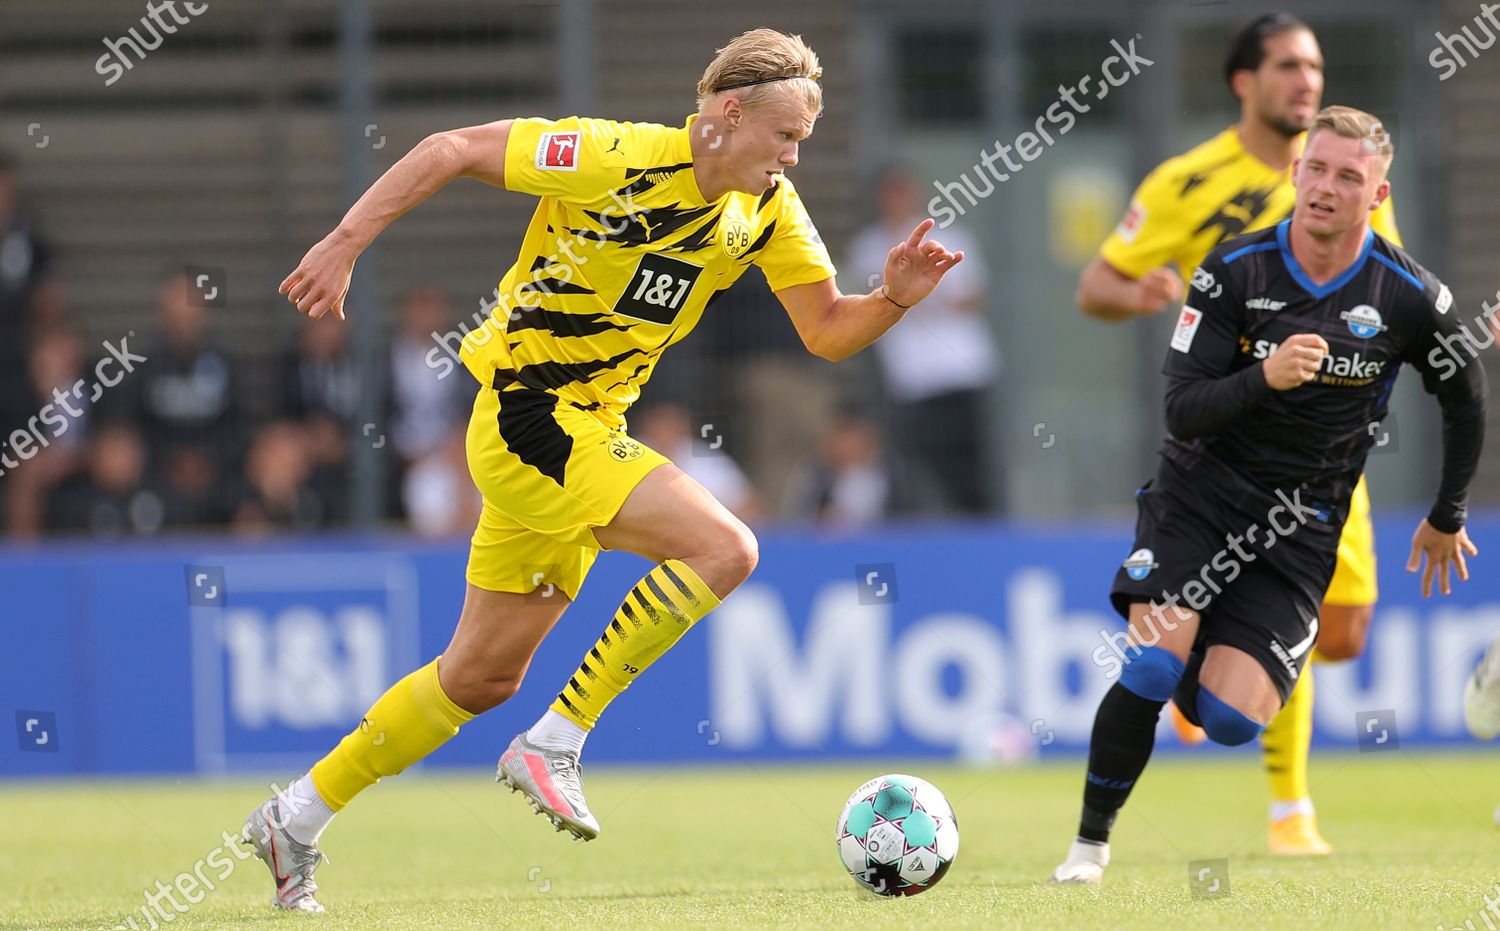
3;513;1497;778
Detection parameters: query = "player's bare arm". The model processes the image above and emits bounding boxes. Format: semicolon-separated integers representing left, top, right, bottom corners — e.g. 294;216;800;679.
1075;256;1183;321
278;120;513;320
777;217;963;361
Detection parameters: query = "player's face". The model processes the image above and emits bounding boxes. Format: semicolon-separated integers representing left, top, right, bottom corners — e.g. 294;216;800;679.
1292;132;1389;240
1248;29;1324;137
731;95;816;194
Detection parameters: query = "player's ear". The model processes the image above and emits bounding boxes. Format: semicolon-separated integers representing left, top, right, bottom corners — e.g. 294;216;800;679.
722;96;743;130
1230;69;1252;105
1370;178;1390;212
1290;157;1301;187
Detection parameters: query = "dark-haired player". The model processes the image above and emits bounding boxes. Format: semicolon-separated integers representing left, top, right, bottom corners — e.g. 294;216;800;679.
1052;105;1484;885
1076;12;1401;855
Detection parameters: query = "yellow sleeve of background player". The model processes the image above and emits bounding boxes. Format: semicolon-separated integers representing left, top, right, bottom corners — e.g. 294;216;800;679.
755;177;837;292
504;116;662;202
1370;195;1402;248
1098;163;1186;279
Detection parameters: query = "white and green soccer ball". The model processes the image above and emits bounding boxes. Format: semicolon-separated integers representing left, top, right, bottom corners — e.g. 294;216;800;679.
835;774;958;896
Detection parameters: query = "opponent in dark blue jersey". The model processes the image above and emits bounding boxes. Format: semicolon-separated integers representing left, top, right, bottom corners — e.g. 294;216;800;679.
1051;106;1486;885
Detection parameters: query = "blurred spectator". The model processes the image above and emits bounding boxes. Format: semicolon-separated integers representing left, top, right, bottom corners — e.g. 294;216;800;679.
390;285;468;465
6;324;90;536
233;421;329;534
126;269;240;463
692;266;842;508
402;426;480;537
48;422;166;538
0;152;61;530
303;413;351;526
844;167;998;515
160;446;233;529
780;413;896;527
281;311;359;424
632;402;762;522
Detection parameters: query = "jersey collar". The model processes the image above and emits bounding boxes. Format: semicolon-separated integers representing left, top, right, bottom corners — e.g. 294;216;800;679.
1275;218;1374;299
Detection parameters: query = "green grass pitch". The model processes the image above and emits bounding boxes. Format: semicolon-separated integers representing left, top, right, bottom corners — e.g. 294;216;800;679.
3;753;1497;929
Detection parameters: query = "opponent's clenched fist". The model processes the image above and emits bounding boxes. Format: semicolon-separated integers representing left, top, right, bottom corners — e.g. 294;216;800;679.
1262;333;1329;390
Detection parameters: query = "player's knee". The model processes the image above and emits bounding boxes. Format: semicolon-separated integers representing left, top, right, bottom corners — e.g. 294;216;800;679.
714;521;759;585
1119;645;1186;702
447;671;523;714
1315;605;1373;661
1196;686;1265;746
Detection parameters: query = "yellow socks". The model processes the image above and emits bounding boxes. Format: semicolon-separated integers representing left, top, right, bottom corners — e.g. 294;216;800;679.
309;657;475;811
308;562;720;813
1263;663;1314;813
552;559;720;729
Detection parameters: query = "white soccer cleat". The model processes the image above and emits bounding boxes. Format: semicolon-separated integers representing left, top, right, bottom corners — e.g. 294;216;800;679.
1048;838;1109;886
496;733;600;841
1464;629;1500;741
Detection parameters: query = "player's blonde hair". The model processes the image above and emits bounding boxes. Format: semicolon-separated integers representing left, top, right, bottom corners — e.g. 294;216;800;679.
1307;105;1394;170
696;28;823;115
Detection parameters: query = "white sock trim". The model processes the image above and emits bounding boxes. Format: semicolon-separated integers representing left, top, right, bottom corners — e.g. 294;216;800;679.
1269;797;1315;822
527;709;588;756
280;773;337;846
1067;838;1110;867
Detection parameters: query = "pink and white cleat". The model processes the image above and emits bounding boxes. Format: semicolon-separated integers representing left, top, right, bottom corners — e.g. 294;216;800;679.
497;733;600;841
241;798;328;912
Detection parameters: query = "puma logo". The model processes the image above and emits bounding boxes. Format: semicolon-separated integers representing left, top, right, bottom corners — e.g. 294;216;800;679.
605;137;622;154
632;212;660;241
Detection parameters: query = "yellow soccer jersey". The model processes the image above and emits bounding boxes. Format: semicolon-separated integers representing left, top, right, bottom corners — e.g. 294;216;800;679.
1100;126;1401;280
459;114;836;425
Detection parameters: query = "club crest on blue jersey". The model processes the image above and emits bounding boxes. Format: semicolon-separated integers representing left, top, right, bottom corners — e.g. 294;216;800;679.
1341;305;1386;339
1123;548;1158;581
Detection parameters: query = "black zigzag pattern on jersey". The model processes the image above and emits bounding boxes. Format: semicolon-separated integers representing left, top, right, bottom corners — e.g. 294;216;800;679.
660;215;721;253
617;161;695;198
494;388;572;487
569;202;720;248
736;220;777;262
757;185;777;212
507;305;632;338
1178;152;1243;197
494;347;647;394
1195;184;1277;246
603;361;652;394
516;277;596;297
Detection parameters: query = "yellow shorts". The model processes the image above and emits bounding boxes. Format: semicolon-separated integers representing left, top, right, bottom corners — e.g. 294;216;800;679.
464;385;669;600
1324;474;1377;606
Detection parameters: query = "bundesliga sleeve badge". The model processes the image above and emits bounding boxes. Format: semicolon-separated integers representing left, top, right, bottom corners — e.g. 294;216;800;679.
536;131;580;171
1170;306;1203;353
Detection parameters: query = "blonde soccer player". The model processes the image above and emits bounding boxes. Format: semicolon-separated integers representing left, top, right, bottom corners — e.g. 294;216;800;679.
240;29;963;912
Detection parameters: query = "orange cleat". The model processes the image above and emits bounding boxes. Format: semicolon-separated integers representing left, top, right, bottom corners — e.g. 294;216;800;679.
1268;811;1334;856
1168;700;1207;746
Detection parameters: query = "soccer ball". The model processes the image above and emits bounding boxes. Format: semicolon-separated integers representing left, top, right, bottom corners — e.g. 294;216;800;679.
835;774;958;896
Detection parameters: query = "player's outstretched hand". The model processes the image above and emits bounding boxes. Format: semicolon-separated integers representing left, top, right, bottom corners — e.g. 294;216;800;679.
1132;266;1184;316
279;234;358;320
1262;333;1329;390
881;218;963;309
1407;518;1478;598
